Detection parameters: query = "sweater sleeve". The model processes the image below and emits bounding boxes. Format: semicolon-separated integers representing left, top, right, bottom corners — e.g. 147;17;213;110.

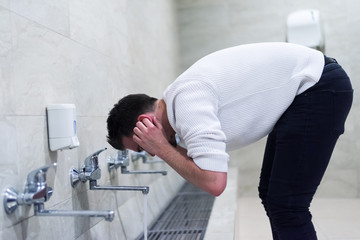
164;79;229;172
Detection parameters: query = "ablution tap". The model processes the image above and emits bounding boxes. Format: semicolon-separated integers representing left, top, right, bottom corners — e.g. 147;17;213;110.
3;163;114;222
70;148;149;194
107;150;167;175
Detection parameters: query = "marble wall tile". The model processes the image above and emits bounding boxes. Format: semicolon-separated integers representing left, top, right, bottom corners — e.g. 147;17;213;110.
178;3;230;37
70;50;112;117
3;14;74;115
111;169;184;239
146;169;185;220
0;7;11;56
4;12;118;117
10;0;70;36
0;8;13;114
69;0;128;57
117;194;146;239
76;215;127;240
0;1;9;9
0;118;22;229
0;116;47;185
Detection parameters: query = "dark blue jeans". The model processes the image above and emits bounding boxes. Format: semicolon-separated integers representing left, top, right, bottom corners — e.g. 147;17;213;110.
258;56;353;240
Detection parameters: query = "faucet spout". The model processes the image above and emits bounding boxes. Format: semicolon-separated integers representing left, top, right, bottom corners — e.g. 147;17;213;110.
109;150;168;175
34;203;114;222
89;180;149;194
131;151;164;163
121;168;167;176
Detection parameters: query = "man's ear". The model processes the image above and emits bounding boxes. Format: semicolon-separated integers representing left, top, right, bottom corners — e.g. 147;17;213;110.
138;114;153;123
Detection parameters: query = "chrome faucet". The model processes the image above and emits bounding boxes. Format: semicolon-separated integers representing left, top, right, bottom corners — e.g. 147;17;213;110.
4;164;55;213
3;163;114;222
131;151;164;164
70;148;106;186
108;150;167;175
71;148;150;194
107;149;128;171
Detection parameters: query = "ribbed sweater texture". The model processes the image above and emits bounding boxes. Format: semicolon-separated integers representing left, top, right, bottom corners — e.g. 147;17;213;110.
163;42;325;172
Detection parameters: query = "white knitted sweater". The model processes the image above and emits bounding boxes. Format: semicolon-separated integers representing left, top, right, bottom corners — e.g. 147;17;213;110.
163;42;325;172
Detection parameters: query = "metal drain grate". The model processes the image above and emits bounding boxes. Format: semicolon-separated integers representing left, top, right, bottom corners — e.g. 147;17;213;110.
137;182;215;240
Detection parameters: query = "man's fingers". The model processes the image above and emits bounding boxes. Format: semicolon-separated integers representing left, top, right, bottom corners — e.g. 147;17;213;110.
142;117;154;127
133;126;142;136
132;133;140;143
135;121;147;131
136;119;154;130
138;115;154;127
138;115;153;123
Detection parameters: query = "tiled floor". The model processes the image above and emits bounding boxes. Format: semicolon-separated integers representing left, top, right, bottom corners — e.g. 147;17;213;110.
236;197;360;240
204;168;360;240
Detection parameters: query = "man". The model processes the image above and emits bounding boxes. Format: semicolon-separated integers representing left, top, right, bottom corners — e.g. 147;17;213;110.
107;42;353;239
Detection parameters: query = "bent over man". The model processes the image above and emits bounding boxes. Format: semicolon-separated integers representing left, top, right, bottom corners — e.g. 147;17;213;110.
107;42;353;240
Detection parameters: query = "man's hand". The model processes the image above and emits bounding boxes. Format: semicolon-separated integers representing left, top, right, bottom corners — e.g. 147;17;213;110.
133;117;169;156
133;114;227;197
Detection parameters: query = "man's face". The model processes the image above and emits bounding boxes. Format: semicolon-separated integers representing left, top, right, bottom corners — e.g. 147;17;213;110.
122;135;143;152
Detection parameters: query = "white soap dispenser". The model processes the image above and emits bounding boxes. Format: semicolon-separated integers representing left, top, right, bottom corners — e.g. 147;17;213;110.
46;104;80;151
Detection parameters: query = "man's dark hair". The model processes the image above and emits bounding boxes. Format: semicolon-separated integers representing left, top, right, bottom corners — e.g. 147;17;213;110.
107;94;157;150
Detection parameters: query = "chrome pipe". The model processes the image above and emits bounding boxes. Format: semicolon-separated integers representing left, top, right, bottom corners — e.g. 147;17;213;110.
34;203;114;222
121;168;167;176
89;180;149;195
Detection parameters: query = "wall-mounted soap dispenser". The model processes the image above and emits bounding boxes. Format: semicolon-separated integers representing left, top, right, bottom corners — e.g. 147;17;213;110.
46;104;80;151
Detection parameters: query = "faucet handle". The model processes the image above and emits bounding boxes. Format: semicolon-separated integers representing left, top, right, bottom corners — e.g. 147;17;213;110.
70;148;107;187
25;163;57;193
28;186;53;203
3;164;56;214
118;150;129;166
130;151;147;162
84;148;107;171
107;150;129;172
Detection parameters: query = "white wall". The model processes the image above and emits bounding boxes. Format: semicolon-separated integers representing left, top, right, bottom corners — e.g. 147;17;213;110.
177;0;360;198
0;0;184;239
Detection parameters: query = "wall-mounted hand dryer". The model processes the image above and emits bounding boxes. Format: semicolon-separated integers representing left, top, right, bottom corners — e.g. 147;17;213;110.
46;104;80;151
286;9;325;53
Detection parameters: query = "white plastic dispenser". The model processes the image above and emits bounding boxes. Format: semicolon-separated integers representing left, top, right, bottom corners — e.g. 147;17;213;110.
286;9;325;52
46;104;80;151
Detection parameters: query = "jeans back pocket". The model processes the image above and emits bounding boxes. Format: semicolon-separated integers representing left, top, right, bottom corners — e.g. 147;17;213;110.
333;90;353;135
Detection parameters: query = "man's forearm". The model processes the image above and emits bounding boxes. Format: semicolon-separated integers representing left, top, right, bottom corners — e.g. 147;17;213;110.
157;144;227;196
